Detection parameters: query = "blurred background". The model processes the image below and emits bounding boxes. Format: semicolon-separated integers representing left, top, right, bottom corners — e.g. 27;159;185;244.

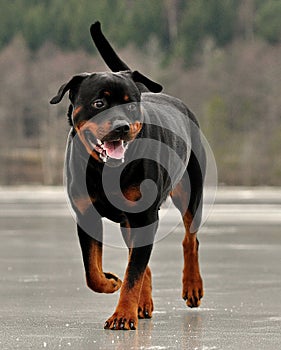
0;0;280;186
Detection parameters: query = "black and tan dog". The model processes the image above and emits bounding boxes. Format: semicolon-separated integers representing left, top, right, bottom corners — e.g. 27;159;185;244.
50;22;205;330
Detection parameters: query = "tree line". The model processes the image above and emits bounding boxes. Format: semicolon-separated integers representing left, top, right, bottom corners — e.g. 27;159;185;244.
0;0;280;185
1;0;280;65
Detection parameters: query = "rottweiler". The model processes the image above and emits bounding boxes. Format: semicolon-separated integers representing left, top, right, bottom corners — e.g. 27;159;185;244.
50;22;206;330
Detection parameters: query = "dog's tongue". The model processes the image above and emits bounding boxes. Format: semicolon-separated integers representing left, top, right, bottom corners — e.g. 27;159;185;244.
103;140;126;159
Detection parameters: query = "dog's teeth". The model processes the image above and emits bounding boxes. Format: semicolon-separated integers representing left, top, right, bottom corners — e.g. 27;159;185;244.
97;139;102;145
99;153;107;163
122;158;125;163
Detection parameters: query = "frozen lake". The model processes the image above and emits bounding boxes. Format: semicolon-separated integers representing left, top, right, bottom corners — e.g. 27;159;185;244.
0;187;281;349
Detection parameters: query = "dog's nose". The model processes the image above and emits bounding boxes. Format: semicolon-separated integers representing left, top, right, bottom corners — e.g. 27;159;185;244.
112;120;130;136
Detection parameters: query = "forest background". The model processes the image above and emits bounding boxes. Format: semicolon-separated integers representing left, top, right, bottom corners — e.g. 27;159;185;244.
0;0;280;185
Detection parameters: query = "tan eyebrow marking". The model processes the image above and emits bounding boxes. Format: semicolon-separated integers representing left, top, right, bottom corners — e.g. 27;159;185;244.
73;106;83;119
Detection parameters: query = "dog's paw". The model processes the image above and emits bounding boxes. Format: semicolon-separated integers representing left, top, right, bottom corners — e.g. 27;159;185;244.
103;272;122;292
138;294;153;319
87;272;122;294
138;302;153;319
182;278;203;308
104;308;138;330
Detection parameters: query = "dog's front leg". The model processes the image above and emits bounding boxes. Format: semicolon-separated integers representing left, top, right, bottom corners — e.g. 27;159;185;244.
105;214;157;330
77;221;122;294
120;221;154;320
104;243;153;330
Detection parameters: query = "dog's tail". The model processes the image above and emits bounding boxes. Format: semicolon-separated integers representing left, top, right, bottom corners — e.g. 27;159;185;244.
90;21;163;93
90;21;130;72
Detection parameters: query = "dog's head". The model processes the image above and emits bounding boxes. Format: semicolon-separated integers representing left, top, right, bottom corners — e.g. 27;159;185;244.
50;70;162;166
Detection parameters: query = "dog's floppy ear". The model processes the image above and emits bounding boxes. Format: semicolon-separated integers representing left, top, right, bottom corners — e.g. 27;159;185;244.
50;73;90;104
132;71;163;93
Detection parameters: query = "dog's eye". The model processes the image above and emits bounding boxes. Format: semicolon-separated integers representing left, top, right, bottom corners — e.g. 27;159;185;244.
127;104;137;112
92;100;105;109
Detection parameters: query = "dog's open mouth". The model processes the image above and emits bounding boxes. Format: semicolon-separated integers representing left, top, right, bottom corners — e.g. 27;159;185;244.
86;132;128;163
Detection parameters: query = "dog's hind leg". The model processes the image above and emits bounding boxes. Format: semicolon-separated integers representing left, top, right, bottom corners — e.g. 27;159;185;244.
77;219;122;294
181;208;204;308
171;148;205;308
137;265;154;319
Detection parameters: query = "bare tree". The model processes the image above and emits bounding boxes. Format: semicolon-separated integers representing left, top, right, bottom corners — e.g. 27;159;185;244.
164;0;180;46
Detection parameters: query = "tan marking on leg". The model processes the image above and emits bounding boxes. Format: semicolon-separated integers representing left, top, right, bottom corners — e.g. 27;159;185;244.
104;273;144;329
182;210;203;308
138;266;153;318
104;249;147;330
86;240;122;294
73;196;95;215
170;180;188;215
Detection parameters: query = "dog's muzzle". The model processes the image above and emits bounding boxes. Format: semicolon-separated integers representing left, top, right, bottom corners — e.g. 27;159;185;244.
85;120;131;164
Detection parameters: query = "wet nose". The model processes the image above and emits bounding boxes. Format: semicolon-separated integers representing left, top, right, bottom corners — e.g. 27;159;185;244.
112;120;130;136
